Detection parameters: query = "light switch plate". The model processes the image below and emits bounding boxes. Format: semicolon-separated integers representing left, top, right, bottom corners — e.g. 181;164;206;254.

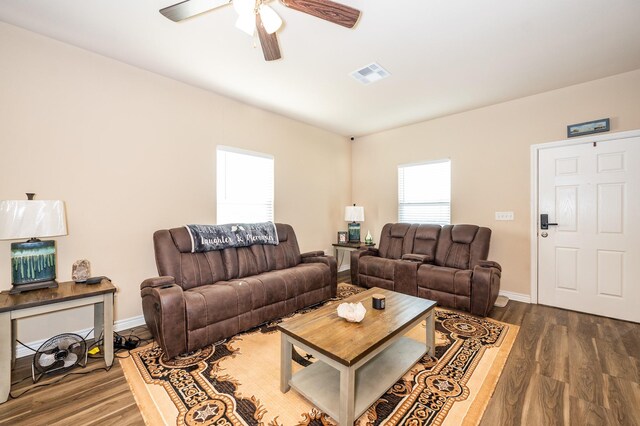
495;211;514;221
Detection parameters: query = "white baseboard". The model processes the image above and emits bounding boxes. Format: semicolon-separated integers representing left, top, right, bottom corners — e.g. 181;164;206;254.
499;290;531;304
15;315;146;359
338;265;350;272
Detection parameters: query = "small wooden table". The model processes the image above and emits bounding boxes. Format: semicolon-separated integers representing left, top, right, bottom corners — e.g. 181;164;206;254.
332;242;376;270
278;287;436;425
331;242;375;257
0;280;116;404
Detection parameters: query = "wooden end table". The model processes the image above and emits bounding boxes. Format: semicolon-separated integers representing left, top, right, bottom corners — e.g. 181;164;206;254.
278;287;436;425
331;242;375;257
332;242;376;270
0;280;116;403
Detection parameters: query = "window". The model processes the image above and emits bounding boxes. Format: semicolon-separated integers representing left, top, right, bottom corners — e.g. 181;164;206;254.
217;146;274;224
398;159;451;225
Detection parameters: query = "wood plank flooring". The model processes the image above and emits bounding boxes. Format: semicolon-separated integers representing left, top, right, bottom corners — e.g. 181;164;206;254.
481;302;640;426
1;284;638;425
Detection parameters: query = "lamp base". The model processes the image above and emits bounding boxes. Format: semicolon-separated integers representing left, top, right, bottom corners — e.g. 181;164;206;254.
9;279;58;294
10;240;58;286
348;222;361;243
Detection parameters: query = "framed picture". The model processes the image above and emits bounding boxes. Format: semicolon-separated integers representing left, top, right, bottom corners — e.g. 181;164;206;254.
567;118;610;138
337;231;348;243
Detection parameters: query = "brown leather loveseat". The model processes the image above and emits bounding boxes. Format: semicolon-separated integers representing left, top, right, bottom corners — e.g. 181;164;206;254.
141;223;336;359
351;223;501;317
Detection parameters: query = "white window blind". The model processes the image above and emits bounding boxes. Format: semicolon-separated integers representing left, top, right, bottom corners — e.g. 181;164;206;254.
217;146;274;224
398;160;451;225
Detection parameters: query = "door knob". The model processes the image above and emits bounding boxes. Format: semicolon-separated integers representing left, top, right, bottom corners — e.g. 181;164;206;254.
541;231;548;238
540;214;559;230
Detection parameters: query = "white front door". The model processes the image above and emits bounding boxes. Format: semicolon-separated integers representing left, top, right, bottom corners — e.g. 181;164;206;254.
537;136;640;322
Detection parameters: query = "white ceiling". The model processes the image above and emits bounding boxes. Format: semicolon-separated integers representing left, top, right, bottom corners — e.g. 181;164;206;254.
1;0;640;136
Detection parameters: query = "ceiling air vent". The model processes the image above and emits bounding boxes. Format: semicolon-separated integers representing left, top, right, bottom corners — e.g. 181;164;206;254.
350;62;390;85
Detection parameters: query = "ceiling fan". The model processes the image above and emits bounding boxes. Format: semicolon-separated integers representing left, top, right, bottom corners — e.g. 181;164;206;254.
159;0;361;61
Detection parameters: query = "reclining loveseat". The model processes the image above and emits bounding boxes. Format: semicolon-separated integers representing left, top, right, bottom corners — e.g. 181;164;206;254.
141;223;336;359
351;223;501;317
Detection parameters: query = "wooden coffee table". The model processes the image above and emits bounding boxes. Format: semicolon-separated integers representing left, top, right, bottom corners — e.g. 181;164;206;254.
278;287;436;425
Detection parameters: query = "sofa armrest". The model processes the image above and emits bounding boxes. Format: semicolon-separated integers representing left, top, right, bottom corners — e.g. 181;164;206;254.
350;248;379;285
141;280;187;359
140;276;176;290
470;263;502;317
401;253;433;264
478;260;502;272
302;255;338;298
363;247;379;256
301;250;326;258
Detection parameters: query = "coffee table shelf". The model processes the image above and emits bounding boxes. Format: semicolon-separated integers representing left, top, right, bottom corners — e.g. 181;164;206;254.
289;336;425;420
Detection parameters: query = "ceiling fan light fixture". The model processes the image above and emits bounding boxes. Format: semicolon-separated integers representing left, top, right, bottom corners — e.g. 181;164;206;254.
233;0;255;15
235;13;256;35
259;4;282;34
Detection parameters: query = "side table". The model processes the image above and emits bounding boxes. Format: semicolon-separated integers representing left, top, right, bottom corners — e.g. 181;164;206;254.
332;242;376;270
0;280;116;403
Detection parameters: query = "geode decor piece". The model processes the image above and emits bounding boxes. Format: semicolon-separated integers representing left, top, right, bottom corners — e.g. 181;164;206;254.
72;259;91;282
337;301;366;323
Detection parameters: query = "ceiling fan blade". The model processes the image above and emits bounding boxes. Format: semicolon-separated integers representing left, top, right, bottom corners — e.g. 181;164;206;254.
160;0;230;22
256;14;282;61
281;0;360;28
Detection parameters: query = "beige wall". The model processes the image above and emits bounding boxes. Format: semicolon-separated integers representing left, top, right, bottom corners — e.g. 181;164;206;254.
352;68;640;296
0;23;351;342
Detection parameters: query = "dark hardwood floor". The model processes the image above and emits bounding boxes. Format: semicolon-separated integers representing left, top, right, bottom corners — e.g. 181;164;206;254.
1;278;638;425
481;301;640;426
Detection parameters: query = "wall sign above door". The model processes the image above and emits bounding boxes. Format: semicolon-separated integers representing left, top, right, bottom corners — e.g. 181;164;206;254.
567;118;610;138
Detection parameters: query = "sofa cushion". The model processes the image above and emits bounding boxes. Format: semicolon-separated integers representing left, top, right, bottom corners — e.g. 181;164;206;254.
417;264;471;297
358;275;395;291
435;224;492;270
183;281;253;331
378;223;415;259
417;287;471;312
412;224;441;259
178;251;227;290
359;256;396;281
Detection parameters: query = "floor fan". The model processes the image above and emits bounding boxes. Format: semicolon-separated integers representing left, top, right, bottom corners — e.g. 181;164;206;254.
32;333;87;383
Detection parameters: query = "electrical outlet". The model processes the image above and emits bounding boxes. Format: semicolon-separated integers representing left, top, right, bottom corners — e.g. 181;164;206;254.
495;211;514;221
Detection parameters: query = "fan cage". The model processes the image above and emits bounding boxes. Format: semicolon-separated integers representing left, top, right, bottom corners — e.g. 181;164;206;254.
32;333;88;383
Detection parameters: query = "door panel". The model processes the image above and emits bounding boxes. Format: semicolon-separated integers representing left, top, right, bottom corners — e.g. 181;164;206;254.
538;136;640;322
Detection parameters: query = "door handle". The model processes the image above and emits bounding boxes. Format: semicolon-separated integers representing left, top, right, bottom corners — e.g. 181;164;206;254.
540;214;559;230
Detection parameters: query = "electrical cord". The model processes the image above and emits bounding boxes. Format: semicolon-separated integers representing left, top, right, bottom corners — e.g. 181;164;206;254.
15;339;38;353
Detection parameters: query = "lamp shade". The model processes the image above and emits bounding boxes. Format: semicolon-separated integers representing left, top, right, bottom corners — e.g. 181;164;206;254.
344;205;365;222
0;200;67;240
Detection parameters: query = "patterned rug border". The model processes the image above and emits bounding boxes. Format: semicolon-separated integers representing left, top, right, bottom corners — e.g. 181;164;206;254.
121;300;519;426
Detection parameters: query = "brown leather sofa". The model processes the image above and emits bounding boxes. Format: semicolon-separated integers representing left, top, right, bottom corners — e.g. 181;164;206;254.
351;223;501;317
141;223;337;359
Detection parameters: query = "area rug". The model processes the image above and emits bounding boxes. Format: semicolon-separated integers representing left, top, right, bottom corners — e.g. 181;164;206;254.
121;284;518;425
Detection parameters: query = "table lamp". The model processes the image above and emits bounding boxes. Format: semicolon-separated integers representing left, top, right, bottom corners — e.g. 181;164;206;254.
0;193;67;294
344;204;364;243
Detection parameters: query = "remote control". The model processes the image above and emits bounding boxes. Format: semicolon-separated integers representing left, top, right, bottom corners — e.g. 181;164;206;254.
86;276;110;284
